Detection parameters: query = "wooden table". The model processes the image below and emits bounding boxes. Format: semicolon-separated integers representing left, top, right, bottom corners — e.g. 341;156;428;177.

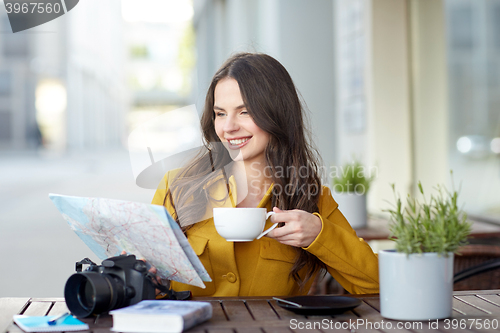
2;290;500;333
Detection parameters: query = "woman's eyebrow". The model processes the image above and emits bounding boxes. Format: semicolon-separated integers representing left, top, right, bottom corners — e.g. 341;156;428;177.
213;104;246;111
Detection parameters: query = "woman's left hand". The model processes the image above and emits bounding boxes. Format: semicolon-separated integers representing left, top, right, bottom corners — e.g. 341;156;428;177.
265;207;322;247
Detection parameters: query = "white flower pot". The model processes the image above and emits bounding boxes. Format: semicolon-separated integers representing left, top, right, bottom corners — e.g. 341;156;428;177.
333;192;367;229
379;249;454;320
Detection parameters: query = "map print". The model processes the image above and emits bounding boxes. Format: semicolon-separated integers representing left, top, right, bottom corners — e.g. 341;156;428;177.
49;194;211;288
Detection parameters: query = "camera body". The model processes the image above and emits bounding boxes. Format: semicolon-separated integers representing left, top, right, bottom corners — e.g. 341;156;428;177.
64;254;156;318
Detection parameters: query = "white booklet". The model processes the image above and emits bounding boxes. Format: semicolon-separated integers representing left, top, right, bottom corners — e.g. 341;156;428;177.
110;300;212;333
49;194;211;288
13;315;89;332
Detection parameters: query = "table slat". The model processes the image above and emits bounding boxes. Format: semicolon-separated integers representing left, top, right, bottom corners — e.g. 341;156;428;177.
290;328;323;333
0;298;30;333
329;310;357;320
360;298;380;312
455;295;500;315
94;314;113;327
245;300;279;321
262;327;293;333
349;319;419;333
234;328;265;333
454;290;500;296
352;301;383;319
22;301;52;316
349;327;397;333
453;297;492;316
46;301;68;315
207;329;234;333
4;323;24;333
268;301;304;320
435;323;475;333
30;298;65;302
392;320;431;333
398;324;438;333
198;320;298;329
312;319;356;333
208;301;229;323
92;328;114;333
477;294;500;307
221;300;254;321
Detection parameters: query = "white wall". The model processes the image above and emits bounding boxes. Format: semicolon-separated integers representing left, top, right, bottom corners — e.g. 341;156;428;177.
410;0;449;192
366;0;414;210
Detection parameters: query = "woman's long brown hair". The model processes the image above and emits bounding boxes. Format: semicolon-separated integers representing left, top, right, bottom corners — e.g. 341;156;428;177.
166;52;325;289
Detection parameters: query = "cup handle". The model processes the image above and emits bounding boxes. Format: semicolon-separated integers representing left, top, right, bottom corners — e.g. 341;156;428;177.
256;211;277;240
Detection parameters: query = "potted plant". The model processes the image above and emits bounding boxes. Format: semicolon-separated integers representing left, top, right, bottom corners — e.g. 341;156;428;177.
332;160;374;229
379;180;472;320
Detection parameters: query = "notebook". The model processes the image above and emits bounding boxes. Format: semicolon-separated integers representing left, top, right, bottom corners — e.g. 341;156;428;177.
13;315;89;332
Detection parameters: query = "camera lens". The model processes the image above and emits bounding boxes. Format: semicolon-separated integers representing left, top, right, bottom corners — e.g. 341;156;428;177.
65;272;126;318
77;279;95;311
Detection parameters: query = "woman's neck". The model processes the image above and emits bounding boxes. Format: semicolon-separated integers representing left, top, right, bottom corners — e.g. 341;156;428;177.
229;160;272;207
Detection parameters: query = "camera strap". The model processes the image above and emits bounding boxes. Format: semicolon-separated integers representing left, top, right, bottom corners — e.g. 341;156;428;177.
75;258;97;272
146;273;192;300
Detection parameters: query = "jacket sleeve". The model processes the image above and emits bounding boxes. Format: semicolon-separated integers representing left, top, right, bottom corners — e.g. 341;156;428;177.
303;187;379;294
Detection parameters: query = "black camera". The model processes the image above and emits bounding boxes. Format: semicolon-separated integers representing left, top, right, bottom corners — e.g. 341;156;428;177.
64;254;157;318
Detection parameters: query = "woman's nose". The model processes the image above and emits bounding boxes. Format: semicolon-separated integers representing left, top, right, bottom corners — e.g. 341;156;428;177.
222;115;239;132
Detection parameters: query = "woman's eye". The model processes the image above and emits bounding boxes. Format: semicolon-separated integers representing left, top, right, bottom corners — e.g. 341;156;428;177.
215;112;226;117
240;110;249;115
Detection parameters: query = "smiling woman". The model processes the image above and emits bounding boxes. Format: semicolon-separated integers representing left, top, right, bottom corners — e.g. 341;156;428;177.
151;52;379;297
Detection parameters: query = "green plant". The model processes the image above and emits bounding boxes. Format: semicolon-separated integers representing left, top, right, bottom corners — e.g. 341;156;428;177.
332;160;374;194
386;179;472;256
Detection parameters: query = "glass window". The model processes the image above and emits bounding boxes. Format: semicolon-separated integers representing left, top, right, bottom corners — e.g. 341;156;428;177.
445;0;500;221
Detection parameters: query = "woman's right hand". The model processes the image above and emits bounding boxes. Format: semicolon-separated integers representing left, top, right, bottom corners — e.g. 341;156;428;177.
265;207;322;247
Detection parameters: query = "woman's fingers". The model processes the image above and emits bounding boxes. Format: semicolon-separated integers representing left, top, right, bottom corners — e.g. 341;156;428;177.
266;208;322;247
139;258;158;275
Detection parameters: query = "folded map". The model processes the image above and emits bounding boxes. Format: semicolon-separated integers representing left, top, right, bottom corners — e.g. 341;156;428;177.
49;194;211;288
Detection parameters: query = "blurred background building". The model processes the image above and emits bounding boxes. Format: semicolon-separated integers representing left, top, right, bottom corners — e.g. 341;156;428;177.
193;0;500;218
0;0;499;297
0;0;126;151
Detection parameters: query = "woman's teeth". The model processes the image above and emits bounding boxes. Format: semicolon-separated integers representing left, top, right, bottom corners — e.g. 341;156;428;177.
229;138;249;145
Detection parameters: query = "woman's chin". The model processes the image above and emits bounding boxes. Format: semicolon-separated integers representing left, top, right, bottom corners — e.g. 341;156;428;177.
228;150;243;161
230;157;244;163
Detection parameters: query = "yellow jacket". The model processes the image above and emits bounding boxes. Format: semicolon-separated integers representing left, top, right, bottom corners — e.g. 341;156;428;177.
152;170;379;297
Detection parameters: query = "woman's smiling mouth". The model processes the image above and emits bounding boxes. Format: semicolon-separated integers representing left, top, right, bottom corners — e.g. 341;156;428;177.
227;137;251;149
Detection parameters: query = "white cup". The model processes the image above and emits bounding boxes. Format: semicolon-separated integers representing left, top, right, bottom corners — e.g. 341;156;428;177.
213;208;278;242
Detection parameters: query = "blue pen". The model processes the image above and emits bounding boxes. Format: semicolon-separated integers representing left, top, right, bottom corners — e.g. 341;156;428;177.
48;312;70;325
